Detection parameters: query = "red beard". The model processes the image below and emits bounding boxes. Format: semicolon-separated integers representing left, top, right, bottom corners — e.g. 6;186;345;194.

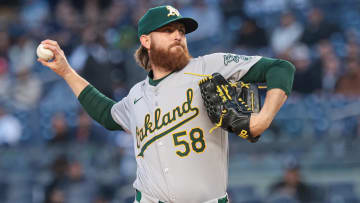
149;41;192;72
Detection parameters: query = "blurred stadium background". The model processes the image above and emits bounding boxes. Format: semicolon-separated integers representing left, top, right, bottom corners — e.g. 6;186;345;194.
0;0;360;202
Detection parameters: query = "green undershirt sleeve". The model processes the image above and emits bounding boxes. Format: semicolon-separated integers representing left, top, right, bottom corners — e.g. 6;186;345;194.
77;85;123;131
242;57;295;96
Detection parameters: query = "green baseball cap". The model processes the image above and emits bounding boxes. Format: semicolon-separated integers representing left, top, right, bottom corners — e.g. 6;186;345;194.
138;5;198;38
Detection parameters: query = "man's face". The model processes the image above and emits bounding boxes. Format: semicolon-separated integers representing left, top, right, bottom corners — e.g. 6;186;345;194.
148;22;192;72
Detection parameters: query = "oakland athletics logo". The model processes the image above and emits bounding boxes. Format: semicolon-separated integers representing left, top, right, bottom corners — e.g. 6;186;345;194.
223;54;251;66
166;6;180;17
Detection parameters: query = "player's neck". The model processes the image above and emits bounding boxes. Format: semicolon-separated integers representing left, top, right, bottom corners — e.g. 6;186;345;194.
151;67;172;80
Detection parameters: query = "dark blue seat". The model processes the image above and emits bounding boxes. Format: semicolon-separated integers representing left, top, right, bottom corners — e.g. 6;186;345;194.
228;185;263;203
267;194;299;203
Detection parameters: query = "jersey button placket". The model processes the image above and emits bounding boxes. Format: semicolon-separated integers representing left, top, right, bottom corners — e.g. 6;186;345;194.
154;90;159;106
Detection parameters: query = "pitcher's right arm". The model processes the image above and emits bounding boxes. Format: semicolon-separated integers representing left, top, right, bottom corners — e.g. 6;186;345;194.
38;39;122;131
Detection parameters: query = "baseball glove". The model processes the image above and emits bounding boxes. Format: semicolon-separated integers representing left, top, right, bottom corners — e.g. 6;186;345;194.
198;72;262;143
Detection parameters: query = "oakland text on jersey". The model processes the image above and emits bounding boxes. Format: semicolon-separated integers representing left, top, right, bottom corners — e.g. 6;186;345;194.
136;88;199;157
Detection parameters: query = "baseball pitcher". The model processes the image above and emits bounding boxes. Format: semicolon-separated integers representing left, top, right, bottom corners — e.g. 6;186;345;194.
38;5;295;203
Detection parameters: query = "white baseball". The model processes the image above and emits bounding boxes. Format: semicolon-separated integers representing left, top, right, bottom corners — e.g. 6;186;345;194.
36;44;54;61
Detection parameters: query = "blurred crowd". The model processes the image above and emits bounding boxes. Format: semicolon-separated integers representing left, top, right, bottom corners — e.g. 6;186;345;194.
0;0;360;202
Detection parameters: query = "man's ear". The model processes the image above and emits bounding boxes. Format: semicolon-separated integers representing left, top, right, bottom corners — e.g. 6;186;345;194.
140;35;150;49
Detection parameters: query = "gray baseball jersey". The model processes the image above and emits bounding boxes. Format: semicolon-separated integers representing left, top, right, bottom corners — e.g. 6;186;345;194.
111;53;262;202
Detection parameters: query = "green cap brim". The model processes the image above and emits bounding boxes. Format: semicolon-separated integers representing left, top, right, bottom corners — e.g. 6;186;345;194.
138;17;198;38
157;17;198;35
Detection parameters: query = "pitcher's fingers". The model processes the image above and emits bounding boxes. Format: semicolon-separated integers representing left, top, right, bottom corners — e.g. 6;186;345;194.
42;44;61;57
41;39;61;49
